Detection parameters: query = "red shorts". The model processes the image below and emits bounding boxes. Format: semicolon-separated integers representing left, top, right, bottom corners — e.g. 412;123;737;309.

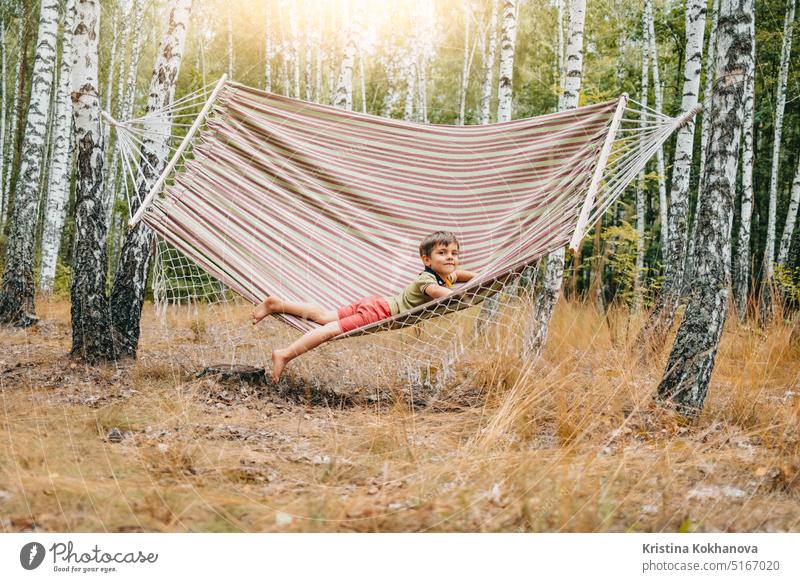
337;295;391;334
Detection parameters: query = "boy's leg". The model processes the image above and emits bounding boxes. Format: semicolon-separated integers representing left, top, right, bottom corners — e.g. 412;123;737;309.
271;320;341;382
251;296;338;325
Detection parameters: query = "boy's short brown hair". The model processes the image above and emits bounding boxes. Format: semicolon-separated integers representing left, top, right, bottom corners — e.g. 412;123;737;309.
419;231;459;258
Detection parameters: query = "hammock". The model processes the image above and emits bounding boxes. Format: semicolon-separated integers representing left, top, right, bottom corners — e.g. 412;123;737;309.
107;75;699;339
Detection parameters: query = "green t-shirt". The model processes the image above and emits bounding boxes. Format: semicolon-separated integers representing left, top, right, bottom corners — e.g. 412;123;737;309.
387;271;457;315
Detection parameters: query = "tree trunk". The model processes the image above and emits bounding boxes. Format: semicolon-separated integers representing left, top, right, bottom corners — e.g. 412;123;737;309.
70;0;116;361
227;11;234;79
110;0;193;358
0;20;7;223
103;0;132;227
102;3;120;159
685;0;719;280
778;159;800;266
40;0;77;293
634;0;652;311
106;0;144;267
496;0;516;123
332;18;357;111
289;0;300;99
478;0;497;125
656;0;753;416
647;1;668;257
458;0;471;125
382;44;401;117
764;0;795;275
522;0;585;356
2;19;25;224
264;0;272;92
0;0;59;326
404;47;416;121
733;12;756;317
640;0;706;345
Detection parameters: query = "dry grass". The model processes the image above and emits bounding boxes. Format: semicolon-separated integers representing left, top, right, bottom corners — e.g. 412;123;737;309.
0;297;798;532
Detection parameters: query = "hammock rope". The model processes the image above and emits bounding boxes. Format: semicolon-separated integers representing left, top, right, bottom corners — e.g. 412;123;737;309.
104;76;699;339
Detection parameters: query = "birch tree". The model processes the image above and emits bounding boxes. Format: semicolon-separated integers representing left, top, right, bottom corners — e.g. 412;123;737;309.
458;0;472;125
478;0;497;125
0;18;7;222
733;12;756;316
3;11;26;214
264;0;272;92
227;11;233;79
496;0;517;123
0;0;59;326
763;0;797;270
70;0;115;361
332;17;357;111
778;160;800;266
40;0;77;293
656;0;753;415
647;1;668;256
110;0;193;357
685;0;719;277
761;0;795;316
523;0;585;356
634;0;651;309
641;0;706;344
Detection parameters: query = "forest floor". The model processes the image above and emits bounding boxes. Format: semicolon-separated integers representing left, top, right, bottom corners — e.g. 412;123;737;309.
0;298;798;532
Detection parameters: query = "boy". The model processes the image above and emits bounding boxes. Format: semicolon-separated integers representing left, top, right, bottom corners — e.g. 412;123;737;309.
251;231;477;382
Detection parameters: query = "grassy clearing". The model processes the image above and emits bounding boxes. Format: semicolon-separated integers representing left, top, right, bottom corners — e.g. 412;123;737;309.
0;298;798;532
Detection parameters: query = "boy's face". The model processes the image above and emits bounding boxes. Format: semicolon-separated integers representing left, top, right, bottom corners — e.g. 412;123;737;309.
422;242;459;277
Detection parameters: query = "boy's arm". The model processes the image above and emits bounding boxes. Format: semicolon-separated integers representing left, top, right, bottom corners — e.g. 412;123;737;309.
454;269;477;283
423;284;453;300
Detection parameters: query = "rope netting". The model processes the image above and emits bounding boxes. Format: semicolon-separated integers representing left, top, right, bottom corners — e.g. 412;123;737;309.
105;77;697;393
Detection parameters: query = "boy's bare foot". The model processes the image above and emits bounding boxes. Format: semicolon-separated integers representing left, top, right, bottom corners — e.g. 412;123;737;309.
251;296;281;326
270;349;287;383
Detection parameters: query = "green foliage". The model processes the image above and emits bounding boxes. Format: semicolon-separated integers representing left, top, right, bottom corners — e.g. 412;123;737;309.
775;263;800;306
600;221;639;306
52;260;72;298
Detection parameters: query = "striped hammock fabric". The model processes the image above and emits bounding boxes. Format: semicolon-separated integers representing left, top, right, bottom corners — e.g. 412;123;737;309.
115;78;697;337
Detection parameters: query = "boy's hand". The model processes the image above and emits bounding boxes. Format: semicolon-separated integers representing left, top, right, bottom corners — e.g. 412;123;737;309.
423;285;453;300
454;270;477;282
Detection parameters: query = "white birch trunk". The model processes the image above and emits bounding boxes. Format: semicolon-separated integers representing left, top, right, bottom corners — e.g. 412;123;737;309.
332;20;357;111
103;6;119;153
522;0;585;356
304;17;313;102
289;0;300;99
40;0;77;293
634;0;651;310
2;21;23;220
0;0;59;326
496;0;517;123
359;47;367;113
105;0;144;230
458;0;471;125
647;1;668;257
227;12;233;79
641;0;706;344
404;49;416;122
772;1;797;268
478;0;498;125
778;159;800;266
265;0;272;92
734;12;756;316
70;0;115;360
314;10;323;102
0;21;7;223
657;0;753;415
110;0;193;357
685;0;719;276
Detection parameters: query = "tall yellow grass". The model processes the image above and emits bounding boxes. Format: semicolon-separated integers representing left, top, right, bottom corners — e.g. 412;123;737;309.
0;298;797;532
